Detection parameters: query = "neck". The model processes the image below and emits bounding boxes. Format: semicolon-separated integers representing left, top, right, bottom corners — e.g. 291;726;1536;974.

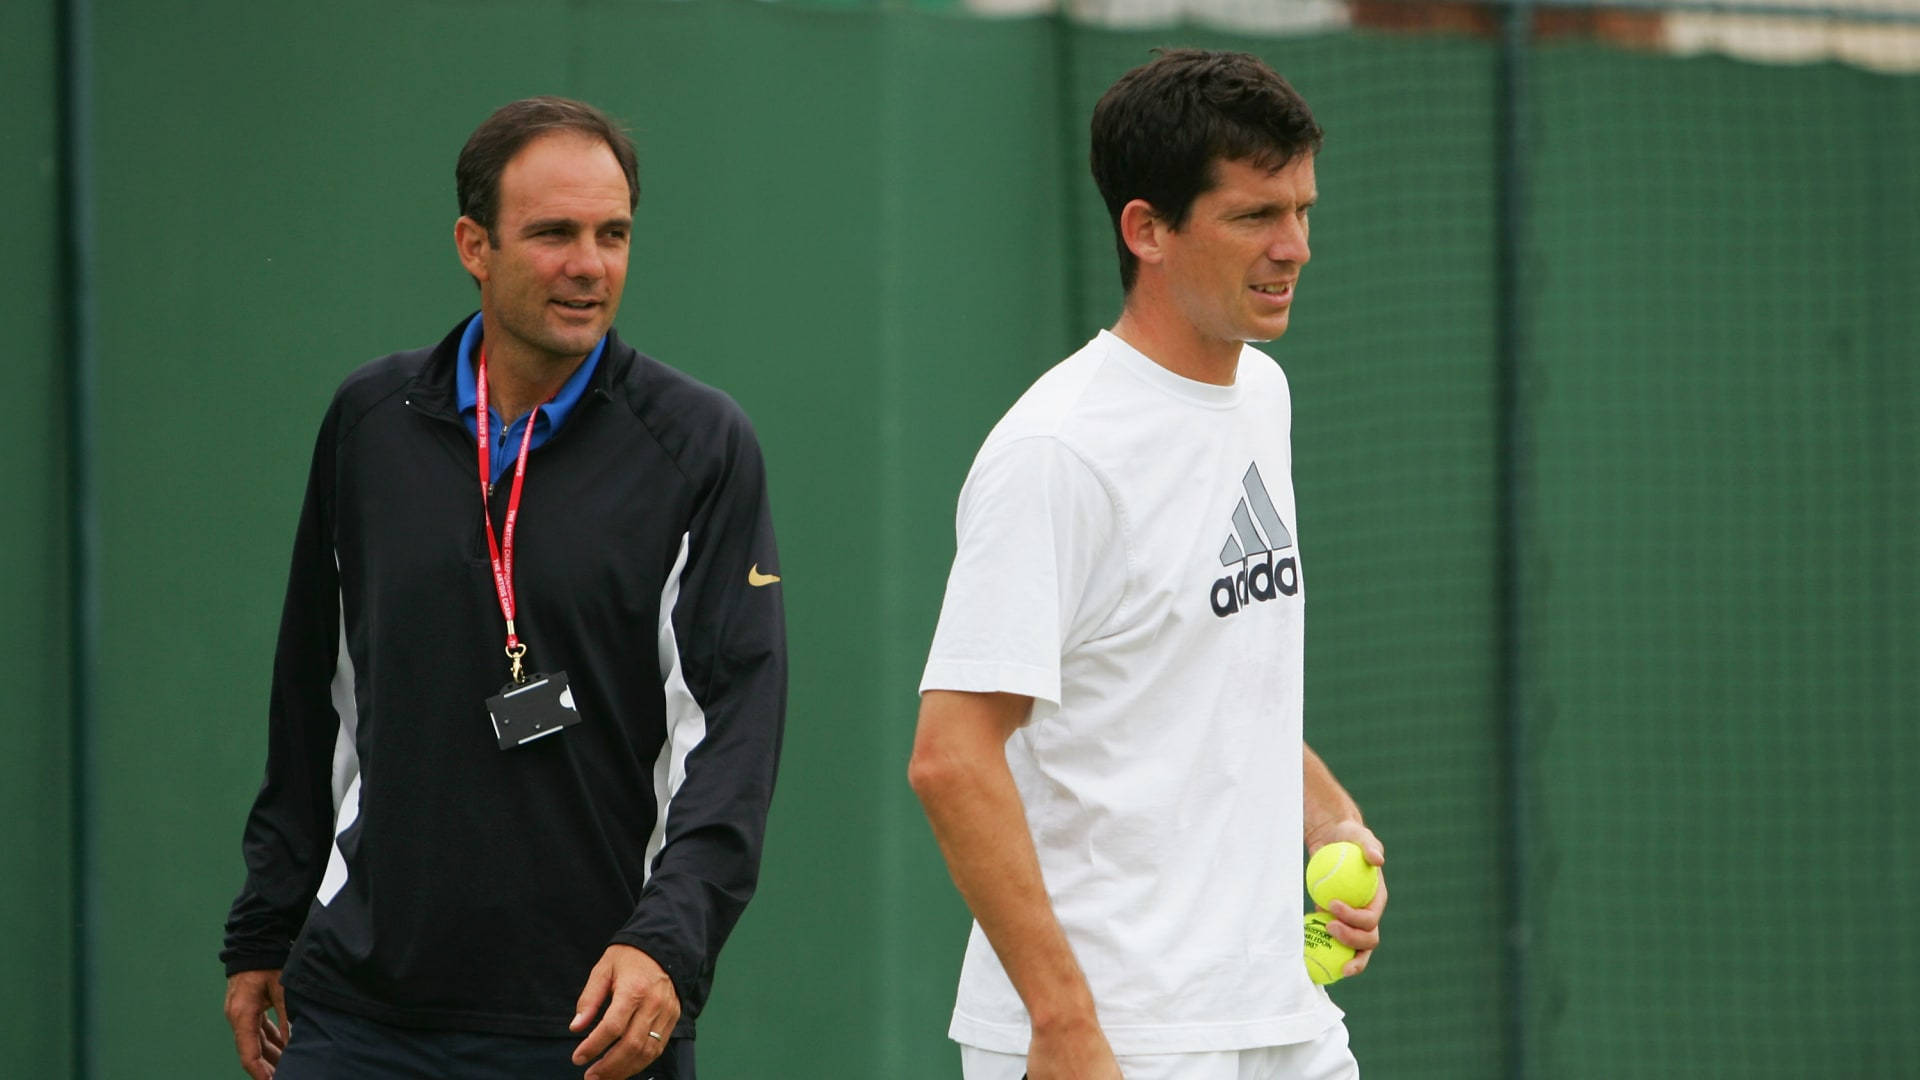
482;340;587;423
1110;301;1241;387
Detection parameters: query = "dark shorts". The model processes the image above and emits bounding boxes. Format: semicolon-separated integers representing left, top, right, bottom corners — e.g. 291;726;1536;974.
278;993;695;1080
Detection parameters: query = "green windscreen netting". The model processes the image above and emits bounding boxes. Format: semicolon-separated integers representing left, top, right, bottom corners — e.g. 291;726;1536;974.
30;2;1914;1077
1524;36;1919;1080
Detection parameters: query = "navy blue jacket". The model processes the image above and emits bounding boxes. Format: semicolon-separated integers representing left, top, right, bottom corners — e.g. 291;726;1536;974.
222;317;787;1038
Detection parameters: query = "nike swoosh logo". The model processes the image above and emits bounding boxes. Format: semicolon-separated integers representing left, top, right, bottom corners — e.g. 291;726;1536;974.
748;565;781;587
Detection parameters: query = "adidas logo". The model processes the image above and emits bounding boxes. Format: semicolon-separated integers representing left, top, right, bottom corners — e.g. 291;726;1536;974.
1209;462;1299;618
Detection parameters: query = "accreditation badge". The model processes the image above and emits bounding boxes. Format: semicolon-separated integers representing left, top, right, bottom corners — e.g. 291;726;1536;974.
485;670;582;750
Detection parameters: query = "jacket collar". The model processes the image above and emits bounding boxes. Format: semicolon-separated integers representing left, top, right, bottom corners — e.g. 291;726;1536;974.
409;313;633;421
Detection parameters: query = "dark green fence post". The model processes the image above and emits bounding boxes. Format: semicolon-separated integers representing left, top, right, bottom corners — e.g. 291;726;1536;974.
59;0;96;1074
1494;2;1534;1078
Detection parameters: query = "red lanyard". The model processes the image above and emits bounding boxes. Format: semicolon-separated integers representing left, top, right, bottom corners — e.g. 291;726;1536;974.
476;347;538;684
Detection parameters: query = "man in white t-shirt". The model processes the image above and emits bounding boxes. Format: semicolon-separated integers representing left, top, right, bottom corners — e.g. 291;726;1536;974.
908;50;1387;1080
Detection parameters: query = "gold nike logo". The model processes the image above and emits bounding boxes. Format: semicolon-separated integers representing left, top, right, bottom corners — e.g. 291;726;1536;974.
748;565;781;587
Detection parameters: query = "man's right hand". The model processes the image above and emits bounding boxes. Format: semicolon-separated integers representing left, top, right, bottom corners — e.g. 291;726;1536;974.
223;969;290;1080
1025;1016;1125;1080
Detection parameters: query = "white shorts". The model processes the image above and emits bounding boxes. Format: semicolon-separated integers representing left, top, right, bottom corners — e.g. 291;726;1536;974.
959;1022;1357;1080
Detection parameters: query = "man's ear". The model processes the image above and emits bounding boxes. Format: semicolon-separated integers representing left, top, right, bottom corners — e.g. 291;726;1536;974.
454;216;492;283
1119;198;1168;268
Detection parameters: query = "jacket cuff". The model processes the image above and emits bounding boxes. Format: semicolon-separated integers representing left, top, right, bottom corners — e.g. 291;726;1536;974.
220;948;292;978
606;931;696;1005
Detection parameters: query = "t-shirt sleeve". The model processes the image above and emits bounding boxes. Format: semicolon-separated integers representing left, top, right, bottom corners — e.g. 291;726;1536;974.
919;435;1122;708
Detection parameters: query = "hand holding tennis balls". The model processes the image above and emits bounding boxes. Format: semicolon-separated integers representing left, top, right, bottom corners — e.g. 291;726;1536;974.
1306;840;1379;910
1302;835;1386;985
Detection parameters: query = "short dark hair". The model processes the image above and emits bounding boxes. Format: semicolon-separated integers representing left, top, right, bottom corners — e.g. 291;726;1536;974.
456;96;640;241
1090;50;1323;292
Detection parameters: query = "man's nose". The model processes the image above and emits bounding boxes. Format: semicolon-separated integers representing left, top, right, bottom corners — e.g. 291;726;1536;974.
564;237;606;279
1269;216;1310;266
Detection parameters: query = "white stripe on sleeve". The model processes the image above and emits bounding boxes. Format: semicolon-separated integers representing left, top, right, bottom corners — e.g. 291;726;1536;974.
646;532;710;882
318;588;362;907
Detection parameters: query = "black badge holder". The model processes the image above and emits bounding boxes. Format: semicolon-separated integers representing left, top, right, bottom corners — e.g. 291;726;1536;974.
486;669;582;749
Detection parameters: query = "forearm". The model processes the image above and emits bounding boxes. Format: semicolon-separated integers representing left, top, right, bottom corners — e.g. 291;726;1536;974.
617;660;784;1014
909;692;1099;1032
223;454;346;971
1300;741;1387;974
614;839;753;1009
1302;741;1364;849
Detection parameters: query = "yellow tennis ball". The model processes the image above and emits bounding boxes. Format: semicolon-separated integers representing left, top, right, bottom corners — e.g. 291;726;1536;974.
1303;911;1355;985
1306;841;1378;910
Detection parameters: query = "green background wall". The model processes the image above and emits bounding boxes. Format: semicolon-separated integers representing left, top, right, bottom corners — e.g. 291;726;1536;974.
1526;46;1920;1077
7;1;1915;1077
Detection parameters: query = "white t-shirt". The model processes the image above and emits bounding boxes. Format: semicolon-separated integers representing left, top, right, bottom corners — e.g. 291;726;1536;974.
920;331;1341;1056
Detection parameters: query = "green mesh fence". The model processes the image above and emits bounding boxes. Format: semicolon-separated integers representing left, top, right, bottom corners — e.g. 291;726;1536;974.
1525;40;1920;1079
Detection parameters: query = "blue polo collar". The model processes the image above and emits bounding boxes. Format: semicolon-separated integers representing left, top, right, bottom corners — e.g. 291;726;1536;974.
455;314;605;481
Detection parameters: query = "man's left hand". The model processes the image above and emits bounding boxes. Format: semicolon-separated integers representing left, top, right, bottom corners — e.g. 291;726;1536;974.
1311;822;1388;980
570;944;680;1080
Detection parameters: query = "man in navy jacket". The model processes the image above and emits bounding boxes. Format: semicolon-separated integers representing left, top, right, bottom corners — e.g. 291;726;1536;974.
221;97;786;1080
